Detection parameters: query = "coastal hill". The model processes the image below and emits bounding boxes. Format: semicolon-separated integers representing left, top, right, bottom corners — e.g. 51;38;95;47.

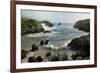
74;19;90;32
68;19;90;58
21;18;53;35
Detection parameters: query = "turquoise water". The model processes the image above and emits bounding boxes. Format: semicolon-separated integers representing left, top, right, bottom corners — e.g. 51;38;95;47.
21;23;87;50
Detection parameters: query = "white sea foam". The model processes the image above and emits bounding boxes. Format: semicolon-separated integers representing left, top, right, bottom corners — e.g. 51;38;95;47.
63;39;72;47
41;23;52;31
43;44;58;50
25;31;57;37
25;23;58;37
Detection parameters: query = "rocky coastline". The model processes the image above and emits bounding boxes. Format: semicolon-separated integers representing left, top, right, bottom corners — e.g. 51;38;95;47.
21;18;90;63
68;18;90;59
21;18;53;35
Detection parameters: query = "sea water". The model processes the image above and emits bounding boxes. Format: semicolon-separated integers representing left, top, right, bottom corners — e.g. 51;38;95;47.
21;23;88;50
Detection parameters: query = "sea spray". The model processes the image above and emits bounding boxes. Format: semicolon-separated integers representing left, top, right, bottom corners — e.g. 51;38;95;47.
41;23;52;31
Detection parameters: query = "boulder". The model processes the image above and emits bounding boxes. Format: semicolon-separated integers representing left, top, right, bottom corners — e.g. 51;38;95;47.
36;56;43;62
46;52;51;57
74;19;90;32
31;43;39;51
71;53;80;60
68;35;90;58
76;56;83;60
40;21;53;27
28;56;37;62
61;53;68;61
21;49;28;59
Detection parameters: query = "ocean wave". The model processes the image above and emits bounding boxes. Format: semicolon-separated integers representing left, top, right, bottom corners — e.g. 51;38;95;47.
25;31;58;37
42;44;59;50
41;23;52;31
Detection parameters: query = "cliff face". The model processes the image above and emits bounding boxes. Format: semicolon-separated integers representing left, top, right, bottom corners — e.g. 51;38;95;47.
68;35;90;58
74;19;90;32
21;18;53;35
67;19;90;58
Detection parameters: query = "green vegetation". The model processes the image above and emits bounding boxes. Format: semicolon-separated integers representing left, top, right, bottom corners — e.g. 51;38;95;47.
21;18;53;35
21;18;40;26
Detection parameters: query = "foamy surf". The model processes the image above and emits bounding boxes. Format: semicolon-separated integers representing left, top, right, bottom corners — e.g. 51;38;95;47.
41;23;52;31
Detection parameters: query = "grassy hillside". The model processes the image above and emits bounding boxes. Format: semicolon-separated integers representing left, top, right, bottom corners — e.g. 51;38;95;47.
21;18;53;35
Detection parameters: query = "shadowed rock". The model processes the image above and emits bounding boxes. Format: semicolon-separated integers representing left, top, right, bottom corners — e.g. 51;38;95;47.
71;53;80;60
21;49;28;59
74;19;90;32
40;40;44;45
28;56;37;62
68;35;90;58
46;52;51;57
36;56;43;62
31;43;39;51
45;40;49;45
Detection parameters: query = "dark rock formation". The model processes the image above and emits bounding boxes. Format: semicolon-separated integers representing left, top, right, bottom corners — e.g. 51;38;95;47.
31;43;39;51
21;18;54;35
46;52;51;57
40;40;44;45
60;53;68;61
76;56;83;60
40;21;53;27
28;56;37;62
71;53;80;60
21;18;44;35
74;19;90;32
44;40;49;45
58;23;61;25
68;35;90;58
43;30;51;33
50;56;59;61
36;56;43;62
21;49;28;59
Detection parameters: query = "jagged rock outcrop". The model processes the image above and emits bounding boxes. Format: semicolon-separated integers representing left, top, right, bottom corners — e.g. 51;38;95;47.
68;35;90;58
74;19;90;32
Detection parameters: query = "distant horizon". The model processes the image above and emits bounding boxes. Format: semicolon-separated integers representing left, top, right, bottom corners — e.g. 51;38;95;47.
21;9;90;23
